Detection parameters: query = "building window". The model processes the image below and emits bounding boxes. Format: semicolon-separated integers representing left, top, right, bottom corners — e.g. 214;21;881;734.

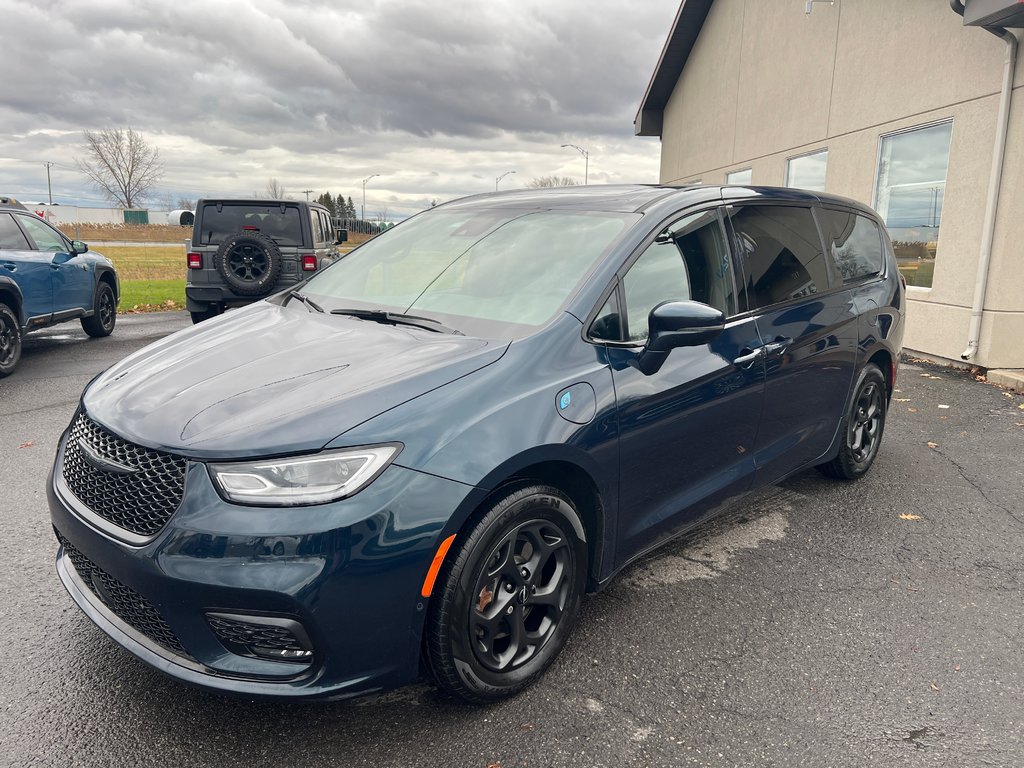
726;169;752;185
874;121;952;288
785;150;827;192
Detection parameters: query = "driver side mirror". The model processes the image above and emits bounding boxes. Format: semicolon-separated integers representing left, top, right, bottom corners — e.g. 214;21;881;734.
70;240;89;255
637;300;726;375
335;229;348;244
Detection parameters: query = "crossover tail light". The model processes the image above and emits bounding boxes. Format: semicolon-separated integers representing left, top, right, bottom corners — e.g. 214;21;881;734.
187;252;202;269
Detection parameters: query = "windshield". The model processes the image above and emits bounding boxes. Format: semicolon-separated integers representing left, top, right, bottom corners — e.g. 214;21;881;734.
302;208;637;337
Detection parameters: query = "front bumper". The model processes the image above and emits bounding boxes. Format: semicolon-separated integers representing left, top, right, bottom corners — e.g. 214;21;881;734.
48;431;477;699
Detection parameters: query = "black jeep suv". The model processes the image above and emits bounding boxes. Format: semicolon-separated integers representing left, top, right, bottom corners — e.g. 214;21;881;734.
185;199;347;323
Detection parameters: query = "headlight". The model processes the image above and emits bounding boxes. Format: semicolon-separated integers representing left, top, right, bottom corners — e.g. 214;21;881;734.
209;445;400;506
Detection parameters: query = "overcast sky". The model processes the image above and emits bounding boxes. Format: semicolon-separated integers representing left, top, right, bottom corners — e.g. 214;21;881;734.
0;0;676;217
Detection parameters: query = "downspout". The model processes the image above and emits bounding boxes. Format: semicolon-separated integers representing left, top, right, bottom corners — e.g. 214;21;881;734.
950;0;1019;361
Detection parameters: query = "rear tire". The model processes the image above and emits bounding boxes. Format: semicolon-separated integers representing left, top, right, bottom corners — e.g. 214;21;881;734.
190;304;224;324
0;302;22;377
817;363;887;480
81;281;116;337
426;484;587;704
214;232;282;297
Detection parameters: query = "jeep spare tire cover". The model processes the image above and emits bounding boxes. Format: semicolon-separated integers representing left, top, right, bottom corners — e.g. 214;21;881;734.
214;232;283;296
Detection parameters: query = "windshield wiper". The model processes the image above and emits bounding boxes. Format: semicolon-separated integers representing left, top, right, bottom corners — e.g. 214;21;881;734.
288;290;324;313
329;308;462;335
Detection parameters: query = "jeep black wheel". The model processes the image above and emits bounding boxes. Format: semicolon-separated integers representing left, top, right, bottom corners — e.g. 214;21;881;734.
0;302;22;377
214;232;282;297
81;281;116;337
426;484;587;703
817;363;887;480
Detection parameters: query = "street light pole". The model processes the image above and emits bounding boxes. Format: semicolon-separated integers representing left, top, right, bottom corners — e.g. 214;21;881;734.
361;174;379;221
495;170;516;191
561;144;589;185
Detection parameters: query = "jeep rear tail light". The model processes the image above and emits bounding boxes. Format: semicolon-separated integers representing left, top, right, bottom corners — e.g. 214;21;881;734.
301;254;317;271
187;252;203;269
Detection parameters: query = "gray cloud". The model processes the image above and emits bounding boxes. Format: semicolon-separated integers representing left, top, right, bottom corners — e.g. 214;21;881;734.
0;0;674;214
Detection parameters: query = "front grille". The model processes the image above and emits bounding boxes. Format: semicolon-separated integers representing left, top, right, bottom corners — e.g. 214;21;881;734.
62;412;186;537
56;532;189;658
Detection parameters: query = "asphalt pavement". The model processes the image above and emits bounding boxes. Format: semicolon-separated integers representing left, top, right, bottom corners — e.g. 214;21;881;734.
1;313;1022;767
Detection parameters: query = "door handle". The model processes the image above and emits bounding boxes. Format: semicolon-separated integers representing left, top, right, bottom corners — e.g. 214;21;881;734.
1;262;15;272
763;337;793;356
733;347;765;368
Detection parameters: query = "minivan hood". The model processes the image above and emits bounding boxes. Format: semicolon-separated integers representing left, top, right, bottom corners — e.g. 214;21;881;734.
82;303;509;458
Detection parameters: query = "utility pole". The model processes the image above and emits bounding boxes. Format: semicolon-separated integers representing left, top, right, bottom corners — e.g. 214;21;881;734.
302;189;313;201
560;144;589;185
495;170;516;191
361;174;379;221
45;161;54;204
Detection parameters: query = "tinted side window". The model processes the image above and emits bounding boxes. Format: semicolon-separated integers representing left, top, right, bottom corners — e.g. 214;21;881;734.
16;214;67;252
729;205;830;309
819;209;884;282
620;210;735;342
589;287;622;342
0;213;31;250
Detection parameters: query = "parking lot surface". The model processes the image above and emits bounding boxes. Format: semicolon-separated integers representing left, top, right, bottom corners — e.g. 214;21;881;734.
1;314;1022;767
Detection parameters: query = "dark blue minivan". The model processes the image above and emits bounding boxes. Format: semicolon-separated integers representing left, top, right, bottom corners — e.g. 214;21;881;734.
49;185;904;702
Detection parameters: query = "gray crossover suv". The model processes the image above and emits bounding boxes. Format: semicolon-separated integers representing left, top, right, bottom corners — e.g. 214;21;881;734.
185;199;347;323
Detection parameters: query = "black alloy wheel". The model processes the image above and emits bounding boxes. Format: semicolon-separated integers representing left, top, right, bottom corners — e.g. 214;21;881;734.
426;484;587;703
0;303;22;377
81;282;116;337
227;242;270;282
213;232;283;297
818;363;888;480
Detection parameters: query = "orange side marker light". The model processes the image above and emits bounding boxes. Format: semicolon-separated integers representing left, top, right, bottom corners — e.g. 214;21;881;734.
420;534;456;598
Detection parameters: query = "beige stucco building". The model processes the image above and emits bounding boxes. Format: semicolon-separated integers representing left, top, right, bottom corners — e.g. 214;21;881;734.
636;0;1023;372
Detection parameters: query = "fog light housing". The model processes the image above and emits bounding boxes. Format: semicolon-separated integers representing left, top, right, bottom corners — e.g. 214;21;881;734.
206;612;314;663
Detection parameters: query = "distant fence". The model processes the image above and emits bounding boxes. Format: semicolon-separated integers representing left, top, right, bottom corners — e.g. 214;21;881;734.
334;218;395;236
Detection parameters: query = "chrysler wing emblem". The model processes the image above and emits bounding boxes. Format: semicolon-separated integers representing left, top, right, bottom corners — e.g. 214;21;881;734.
78;439;138;475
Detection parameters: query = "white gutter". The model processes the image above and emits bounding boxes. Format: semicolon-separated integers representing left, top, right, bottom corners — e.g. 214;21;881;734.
961;28;1019;361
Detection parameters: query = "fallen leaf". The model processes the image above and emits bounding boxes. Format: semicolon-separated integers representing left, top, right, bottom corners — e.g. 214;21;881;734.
18;441;34;449
1019;404;1024;411
907;586;919;592
894;398;911;402
927;442;938;449
486;763;503;768
937;404;950;409
1003;392;1013;398
930;681;940;692
940;416;948;421
954;664;961;672
908;407;918;413
899;513;922;521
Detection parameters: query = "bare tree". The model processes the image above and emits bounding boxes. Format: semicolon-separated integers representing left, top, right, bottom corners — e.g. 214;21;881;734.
176;197;195;210
265;178;287;198
77;128;164;208
528;176;579;188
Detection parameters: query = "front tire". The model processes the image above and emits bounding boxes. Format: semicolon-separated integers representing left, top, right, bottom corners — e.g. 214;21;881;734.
0;302;22;377
426;484;587;704
81;281;116;337
817;363;887;480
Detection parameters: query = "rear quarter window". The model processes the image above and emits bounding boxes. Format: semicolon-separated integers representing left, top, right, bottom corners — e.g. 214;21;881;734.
197;204;304;247
818;209;884;282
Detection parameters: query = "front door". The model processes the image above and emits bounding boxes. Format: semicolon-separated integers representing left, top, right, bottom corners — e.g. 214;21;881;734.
0;212;52;322
591;208;766;566
16;214;93;315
